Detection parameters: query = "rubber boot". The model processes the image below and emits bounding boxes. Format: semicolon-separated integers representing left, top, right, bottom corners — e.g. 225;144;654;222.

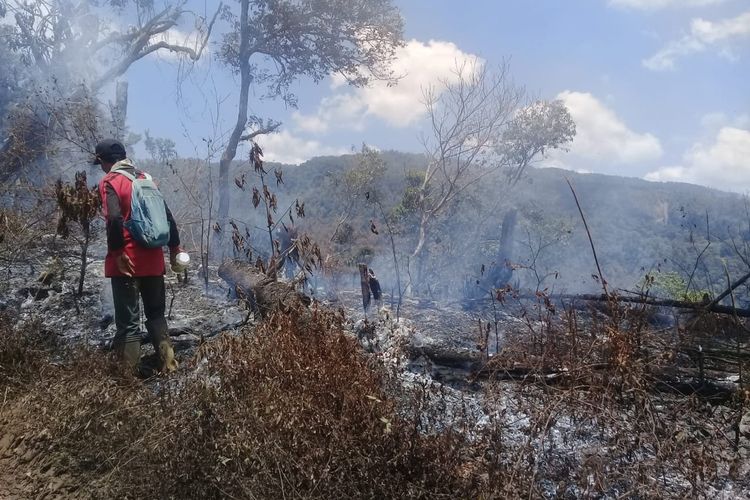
158;341;178;373
113;336;141;371
145;317;177;373
111;277;142;372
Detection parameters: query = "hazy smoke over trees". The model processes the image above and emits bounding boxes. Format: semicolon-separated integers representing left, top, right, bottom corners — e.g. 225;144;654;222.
0;0;218;189
0;0;747;307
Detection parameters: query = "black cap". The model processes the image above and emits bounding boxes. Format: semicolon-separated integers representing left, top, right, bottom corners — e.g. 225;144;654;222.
92;139;126;165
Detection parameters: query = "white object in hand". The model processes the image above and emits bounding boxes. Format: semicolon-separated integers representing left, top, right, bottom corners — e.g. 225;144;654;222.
172;252;190;272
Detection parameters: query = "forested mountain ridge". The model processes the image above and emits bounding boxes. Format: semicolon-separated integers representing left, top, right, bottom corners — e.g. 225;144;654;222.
150;150;749;300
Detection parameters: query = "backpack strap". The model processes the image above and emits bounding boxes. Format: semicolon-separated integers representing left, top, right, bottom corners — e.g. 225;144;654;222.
111;167;152;182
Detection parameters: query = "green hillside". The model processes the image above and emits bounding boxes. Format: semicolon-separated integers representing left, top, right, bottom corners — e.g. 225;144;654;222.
150;151;750;301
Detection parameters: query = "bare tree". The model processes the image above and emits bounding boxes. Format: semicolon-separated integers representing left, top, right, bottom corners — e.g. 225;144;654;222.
407;60;575;294
213;0;404;253
408;61;523;293
516;209;573;293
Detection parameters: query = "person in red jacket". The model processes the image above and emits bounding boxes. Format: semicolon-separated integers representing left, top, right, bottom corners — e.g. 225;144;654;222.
94;139;180;373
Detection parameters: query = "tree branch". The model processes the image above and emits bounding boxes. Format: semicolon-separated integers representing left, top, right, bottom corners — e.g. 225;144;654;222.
90;3;221;93
239;121;281;142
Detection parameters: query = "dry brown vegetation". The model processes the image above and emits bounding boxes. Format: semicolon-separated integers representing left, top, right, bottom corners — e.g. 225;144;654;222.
475;291;749;497
0;306;481;498
1;291;748;498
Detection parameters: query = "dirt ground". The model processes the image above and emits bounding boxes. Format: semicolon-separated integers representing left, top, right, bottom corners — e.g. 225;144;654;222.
0;413;79;499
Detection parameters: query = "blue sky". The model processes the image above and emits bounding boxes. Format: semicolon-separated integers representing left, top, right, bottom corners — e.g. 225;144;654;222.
124;0;750;192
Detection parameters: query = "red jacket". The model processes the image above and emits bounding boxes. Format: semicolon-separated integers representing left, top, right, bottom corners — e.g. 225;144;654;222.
99;160;177;277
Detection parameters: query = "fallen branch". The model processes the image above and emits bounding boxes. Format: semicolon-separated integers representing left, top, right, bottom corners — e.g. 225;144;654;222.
140;320;248;346
461;291;750;317
566;177;608;296
653;377;736;404
575;293;750;318
708;268;750;310
472;363;737;402
217;259;311;318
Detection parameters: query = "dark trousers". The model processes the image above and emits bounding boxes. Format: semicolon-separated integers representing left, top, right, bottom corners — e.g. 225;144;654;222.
111;276;168;366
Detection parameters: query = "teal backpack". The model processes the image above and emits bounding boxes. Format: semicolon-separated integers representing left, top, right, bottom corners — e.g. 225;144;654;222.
113;168;170;248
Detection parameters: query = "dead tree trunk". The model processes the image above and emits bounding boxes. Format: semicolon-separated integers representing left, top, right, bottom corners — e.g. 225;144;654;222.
577;293;750;318
218;260;310;318
466;209;518;300
112;81;128;141
497;209;516;269
358;263;371;314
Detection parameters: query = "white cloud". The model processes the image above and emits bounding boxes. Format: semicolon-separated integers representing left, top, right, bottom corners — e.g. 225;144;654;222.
254;130;348;165
292;39;480;133
643;11;750;70
290;111;329;134
293;93;370;133
550;91;663;172
645;126;750;192
700;112;750;132
609;0;728;10
691;12;750;43
643;37;704;71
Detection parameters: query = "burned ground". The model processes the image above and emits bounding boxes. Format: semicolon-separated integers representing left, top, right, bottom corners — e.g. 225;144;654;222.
1;233;750;498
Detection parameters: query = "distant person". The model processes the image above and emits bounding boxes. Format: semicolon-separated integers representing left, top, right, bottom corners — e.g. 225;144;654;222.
276;225;300;278
368;268;382;305
94;139;181;374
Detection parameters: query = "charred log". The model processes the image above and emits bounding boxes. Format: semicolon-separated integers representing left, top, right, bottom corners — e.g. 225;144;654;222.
465;290;750;318
358;263;371;313
577;293;750;318
465;209;517;301
218;259;311;318
407;344;481;370
653;377;736;404
140;320;249;346
472;363;737;402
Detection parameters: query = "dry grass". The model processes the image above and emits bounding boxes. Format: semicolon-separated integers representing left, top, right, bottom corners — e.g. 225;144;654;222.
0;313;60;389
0;305;480;499
1;292;748;498
476;293;748;497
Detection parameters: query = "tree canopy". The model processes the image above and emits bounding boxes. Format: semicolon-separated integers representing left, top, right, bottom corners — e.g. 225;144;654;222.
217;0;404;105
214;0;405;254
